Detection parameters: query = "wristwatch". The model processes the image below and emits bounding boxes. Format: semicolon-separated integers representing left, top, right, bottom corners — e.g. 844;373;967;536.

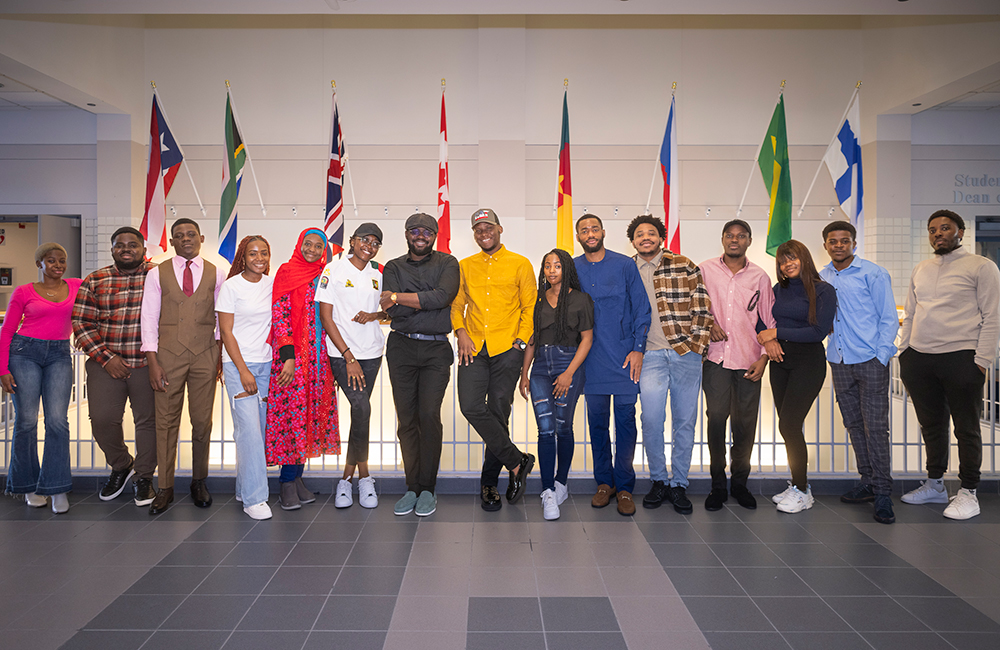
514;339;527;351
390;292;398;304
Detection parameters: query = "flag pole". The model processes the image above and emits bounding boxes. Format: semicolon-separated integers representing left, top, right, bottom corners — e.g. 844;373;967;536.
552;78;568;220
151;81;207;217
225;80;267;217
796;82;862;218
644;81;676;215
334;81;360;223
737;79;785;218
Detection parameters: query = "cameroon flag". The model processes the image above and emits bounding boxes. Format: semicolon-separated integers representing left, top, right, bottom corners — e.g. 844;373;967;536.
759;95;791;256
556;90;573;254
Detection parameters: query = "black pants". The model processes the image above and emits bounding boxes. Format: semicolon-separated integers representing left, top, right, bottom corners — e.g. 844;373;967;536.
329;356;382;465
386;333;453;494
769;341;826;491
457;345;525;487
702;359;762;491
899;348;985;490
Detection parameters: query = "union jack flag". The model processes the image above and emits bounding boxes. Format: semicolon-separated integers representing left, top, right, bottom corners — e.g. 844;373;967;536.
325;91;346;257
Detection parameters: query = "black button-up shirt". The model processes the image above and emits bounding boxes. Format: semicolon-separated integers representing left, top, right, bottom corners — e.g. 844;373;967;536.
383;250;460;335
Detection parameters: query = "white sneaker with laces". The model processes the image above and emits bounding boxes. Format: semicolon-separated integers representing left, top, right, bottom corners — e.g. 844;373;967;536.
358;476;378;509
901;479;949;505
541;489;560;520
554;481;568;506
943;488;980;520
335;478;353;508
244;502;273;520
772;480;794;504
776;485;814;514
24;492;47;508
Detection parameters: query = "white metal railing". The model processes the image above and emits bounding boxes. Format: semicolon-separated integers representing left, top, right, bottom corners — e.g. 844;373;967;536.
2;344;998;481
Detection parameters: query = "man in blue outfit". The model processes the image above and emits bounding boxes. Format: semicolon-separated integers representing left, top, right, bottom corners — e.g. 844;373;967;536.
574;214;651;516
820;220;899;524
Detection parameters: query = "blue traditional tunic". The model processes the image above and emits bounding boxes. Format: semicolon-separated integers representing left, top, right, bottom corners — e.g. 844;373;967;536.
574;249;651;395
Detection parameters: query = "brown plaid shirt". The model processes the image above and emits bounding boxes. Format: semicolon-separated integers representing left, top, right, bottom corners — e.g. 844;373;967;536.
637;251;713;356
72;260;155;368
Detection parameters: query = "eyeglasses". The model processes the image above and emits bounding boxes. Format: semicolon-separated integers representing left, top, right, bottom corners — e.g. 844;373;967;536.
747;290;760;312
355;236;381;250
408;227;434;238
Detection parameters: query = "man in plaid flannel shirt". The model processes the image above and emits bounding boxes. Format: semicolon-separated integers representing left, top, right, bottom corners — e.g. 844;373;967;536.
629;215;713;515
72;226;157;506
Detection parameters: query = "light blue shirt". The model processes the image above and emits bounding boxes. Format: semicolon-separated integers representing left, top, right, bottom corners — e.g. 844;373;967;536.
820;256;899;366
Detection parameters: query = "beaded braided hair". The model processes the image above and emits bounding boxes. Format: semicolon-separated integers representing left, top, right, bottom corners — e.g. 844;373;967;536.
227;235;271;279
533;248;583;345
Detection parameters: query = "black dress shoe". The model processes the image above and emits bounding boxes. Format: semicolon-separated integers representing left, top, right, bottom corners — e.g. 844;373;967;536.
100;462;135;501
642;480;670;509
667;485;693;515
133;477;156;507
190;479;213;508
506;453;535;503
705;488;728;511
481;485;502;511
730;484;757;509
149;487;174;515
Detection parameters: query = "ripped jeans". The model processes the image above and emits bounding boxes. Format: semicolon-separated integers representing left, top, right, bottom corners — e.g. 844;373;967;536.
529;344;585;492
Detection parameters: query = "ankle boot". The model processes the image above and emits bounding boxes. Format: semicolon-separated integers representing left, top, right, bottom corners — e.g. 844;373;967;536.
279;480;301;510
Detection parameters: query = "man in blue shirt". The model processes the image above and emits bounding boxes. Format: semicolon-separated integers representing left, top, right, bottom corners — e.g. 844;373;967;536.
574;214;651;516
820;220;899;524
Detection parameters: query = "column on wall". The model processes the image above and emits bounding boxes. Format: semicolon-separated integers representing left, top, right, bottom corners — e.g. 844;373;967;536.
870;113;913;306
94;113;135;273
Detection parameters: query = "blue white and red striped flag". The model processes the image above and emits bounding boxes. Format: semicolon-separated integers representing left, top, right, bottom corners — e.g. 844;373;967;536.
141;94;184;256
660;96;680;253
325;91;347;257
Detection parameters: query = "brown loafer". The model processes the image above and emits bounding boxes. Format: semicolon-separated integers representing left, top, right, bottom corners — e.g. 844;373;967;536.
591;484;617;508
617;490;636;516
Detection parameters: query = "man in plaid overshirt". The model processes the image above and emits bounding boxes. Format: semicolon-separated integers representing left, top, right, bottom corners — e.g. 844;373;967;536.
72;226;157;506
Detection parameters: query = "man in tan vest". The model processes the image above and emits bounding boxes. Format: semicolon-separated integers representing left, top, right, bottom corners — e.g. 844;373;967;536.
140;218;226;514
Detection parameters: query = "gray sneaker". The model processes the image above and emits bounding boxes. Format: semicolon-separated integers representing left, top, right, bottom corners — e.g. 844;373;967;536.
415;490;437;517
394;491;418;516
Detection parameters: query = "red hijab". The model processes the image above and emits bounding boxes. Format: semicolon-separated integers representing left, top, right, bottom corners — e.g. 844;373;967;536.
271;228;328;350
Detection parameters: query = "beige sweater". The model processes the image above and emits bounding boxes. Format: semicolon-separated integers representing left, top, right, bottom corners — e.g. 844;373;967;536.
899;246;1000;369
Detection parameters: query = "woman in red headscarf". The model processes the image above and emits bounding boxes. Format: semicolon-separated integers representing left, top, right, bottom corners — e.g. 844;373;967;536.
265;228;340;510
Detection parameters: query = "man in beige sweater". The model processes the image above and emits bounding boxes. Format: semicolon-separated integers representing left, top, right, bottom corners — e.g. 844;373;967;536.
898;209;1000;520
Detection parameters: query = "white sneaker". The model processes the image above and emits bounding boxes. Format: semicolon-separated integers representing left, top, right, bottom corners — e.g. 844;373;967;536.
358;476;378;509
235;494;243;503
901;479;949;505
244;502;273;520
541;489;560;521
335;478;353;508
772;480;794;504
776;486;814;514
554;481;569;505
24;492;47;508
943;488;980;520
51;493;69;514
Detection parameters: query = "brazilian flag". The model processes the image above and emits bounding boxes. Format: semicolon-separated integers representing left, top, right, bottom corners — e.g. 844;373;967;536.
759;96;791;256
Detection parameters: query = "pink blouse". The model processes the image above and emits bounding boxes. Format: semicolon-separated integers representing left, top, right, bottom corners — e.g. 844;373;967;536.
0;278;83;374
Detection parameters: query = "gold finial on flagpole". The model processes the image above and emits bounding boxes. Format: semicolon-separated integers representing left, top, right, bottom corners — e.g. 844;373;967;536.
779;79;786;95
856;80;862;88
441;78;446;87
331;80;336;89
225;80;231;88
671;81;677;96
564;78;569;88
150;81;156;89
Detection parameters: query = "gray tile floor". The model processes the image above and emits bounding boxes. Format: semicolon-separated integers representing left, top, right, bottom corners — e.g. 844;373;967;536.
1;487;999;649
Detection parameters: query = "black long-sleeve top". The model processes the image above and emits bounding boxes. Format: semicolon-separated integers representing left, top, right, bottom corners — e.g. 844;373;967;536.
772;278;837;343
382;250;460;335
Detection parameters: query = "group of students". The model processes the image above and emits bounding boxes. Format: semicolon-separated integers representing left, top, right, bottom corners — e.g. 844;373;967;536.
1;207;996;524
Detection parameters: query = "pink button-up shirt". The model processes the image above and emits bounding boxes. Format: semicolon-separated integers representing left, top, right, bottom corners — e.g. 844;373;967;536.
140;256;226;353
700;256;775;371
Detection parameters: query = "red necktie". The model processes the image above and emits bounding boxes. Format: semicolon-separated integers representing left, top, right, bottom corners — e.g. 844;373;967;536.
182;260;194;297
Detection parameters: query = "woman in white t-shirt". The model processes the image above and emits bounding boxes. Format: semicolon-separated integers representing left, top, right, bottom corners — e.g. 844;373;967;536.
316;223;388;509
217;235;275;520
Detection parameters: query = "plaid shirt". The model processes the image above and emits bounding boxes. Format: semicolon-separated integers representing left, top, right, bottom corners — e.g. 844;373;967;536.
638;251;713;356
72;261;155;368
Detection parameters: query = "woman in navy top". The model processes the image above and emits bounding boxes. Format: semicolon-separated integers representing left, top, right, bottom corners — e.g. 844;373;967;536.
757;240;836;514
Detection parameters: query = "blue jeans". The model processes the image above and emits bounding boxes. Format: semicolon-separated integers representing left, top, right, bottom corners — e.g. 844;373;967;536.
585;394;638;493
6;335;73;495
223;361;270;506
280;464;304;483
529;345;585;492
639;348;703;487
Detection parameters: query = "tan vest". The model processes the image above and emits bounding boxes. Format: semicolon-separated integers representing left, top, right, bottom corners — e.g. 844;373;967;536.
159;258;218;355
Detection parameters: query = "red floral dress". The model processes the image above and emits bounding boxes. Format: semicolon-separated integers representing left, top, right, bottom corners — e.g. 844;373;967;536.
265;278;340;465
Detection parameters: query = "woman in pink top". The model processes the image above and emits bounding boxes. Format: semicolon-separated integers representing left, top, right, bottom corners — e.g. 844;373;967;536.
0;243;82;514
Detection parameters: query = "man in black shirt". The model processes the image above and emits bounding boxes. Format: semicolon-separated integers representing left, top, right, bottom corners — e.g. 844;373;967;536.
380;213;460;517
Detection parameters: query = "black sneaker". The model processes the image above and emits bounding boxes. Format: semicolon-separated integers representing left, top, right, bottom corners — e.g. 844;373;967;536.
841;484;876;504
667;485;693;515
100;462;135;501
642;480;670;509
481;485;502;512
705;488;728;511
133;477;156;506
874;495;895;524
730;484;758;510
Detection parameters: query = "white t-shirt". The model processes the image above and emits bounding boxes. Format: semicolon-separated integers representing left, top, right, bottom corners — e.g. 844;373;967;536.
314;257;386;359
216;273;274;364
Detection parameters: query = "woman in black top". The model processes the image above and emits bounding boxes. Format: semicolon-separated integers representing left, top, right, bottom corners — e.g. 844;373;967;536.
757;239;836;514
519;249;594;521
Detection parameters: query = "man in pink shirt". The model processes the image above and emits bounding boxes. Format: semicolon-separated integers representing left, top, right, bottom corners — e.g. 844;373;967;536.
140;219;226;514
699;219;776;511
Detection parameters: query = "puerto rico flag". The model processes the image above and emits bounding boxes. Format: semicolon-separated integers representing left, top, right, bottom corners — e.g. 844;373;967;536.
140;94;183;256
436;89;451;254
660;96;680;253
325;91;347;257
